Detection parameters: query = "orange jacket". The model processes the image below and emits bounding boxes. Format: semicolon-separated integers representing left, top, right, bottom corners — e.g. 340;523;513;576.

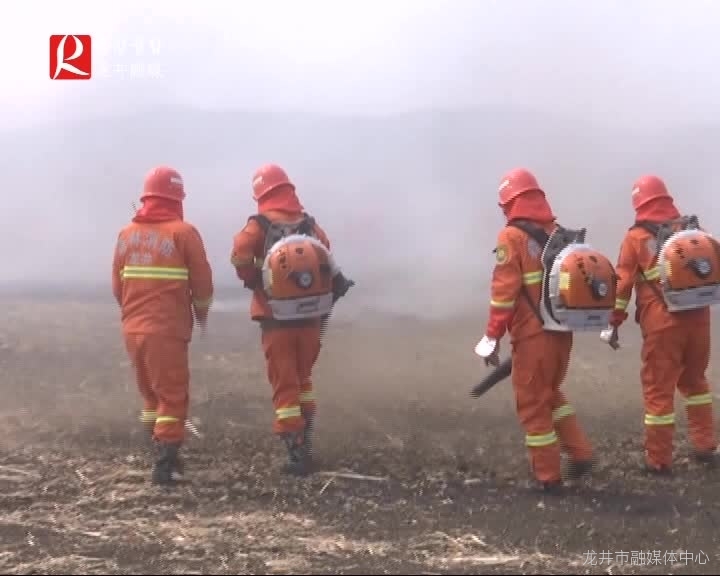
485;220;557;343
611;225;710;332
112;220;214;340
231;209;331;321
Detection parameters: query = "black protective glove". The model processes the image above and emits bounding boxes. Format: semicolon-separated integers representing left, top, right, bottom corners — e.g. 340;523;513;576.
332;273;355;303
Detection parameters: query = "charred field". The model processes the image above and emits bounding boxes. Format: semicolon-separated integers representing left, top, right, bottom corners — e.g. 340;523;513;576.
1;293;720;575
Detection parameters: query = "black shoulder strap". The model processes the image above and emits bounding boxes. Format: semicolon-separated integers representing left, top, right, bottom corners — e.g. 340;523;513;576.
248;213;316;234
632;215;700;235
248;214;271;233
508;219;551;249
631;220;660;235
504;219;548;326
629;220;668;303
298;212;317;234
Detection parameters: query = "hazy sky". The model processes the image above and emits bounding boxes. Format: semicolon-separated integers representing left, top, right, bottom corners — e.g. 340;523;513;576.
2;0;719;309
2;0;719;129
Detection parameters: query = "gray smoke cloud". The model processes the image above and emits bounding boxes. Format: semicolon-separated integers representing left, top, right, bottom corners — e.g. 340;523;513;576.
1;0;719;318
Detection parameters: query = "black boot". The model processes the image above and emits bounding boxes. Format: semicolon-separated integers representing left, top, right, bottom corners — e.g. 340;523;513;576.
566;459;594;479
152;442;182;486
693;450;719;467
143;425;184;476
281;432;310;477
534;479;564;494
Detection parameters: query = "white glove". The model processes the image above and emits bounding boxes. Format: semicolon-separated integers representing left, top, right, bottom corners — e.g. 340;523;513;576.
600;325;619;349
475;335;500;366
474;335;497;357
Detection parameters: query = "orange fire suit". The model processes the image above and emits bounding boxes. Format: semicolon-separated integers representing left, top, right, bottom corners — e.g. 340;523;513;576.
486;220;593;485
112;218;214;445
231;209;330;436
611;225;717;470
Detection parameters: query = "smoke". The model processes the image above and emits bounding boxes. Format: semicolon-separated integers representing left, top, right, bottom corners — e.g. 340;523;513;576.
1;105;719;321
2;0;720;318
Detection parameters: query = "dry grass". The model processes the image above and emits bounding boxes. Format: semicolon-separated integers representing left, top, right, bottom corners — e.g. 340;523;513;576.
1;295;719;574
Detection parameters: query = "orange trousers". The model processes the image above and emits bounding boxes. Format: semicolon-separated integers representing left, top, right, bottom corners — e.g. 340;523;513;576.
640;320;716;470
261;322;322;435
511;331;593;484
124;333;189;445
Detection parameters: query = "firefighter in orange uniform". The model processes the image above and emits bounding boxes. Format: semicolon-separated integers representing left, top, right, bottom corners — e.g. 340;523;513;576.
112;165;214;486
475;168;595;491
603;175;718;474
231;163;353;476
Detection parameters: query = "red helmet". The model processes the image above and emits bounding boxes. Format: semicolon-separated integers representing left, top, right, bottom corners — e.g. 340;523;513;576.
141;165;185;202
498;168;543;206
631;174;671;211
252;163;294;201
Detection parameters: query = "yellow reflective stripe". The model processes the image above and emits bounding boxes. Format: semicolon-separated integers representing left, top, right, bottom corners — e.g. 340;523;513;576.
121;266;189;280
489;272;542;308
615;298;629;311
641;266;660;281
644;413;675;426
156;415;180;425
523;271;543;285
686;393;713;407
559;272;570;290
140;410;157;423
231;255;253;266
299;391;315;403
193;296;213;308
663;261;672;278
231;256;263;269
276;406;302;419
552;404;575;421
526;431;558;447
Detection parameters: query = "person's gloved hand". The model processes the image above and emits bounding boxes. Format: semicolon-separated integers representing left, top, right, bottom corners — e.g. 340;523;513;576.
475;335;500;367
332;273;355;302
600;325;620;350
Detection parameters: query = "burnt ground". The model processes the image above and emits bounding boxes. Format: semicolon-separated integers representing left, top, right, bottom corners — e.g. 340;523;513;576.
2;294;720;575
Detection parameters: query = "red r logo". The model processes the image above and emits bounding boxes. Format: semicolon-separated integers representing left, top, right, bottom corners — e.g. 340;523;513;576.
49;35;92;80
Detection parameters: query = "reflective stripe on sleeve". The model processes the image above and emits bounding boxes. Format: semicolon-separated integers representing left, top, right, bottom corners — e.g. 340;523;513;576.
641;266;660;281
231;256;263;269
490;299;515;309
523;271;543;285
231;255;253;266
193;296;213;308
